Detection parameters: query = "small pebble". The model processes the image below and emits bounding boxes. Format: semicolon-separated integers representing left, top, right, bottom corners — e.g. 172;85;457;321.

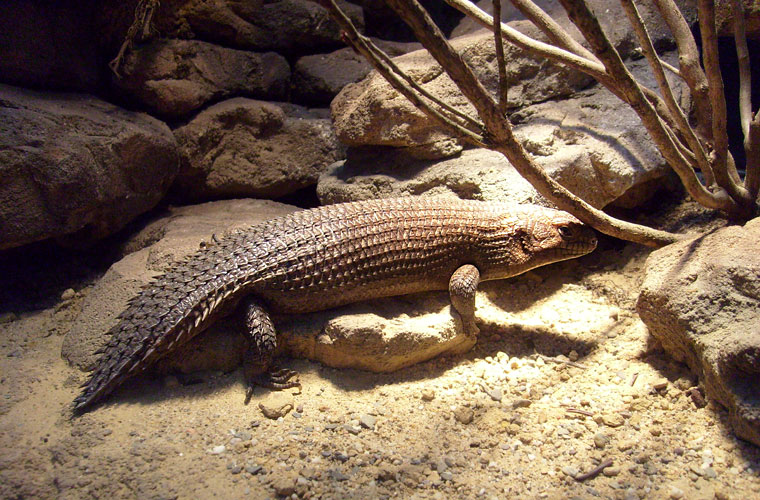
453;407;474;424
485;387;502;402
61;288;76;301
668;485;684;499
420;389;436;401
245;464;263;475
603;466;620;477
344;424;361;435
359;414;376;430
602;413;625;428
511;399;532;409
440;471;453;481
271;471;298;496
653;378;669;391
210;445;226;455
561;466;579;478
593;432;610;449
568;350;579;362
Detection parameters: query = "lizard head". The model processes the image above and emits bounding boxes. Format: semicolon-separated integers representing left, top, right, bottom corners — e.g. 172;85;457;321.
518;209;598;267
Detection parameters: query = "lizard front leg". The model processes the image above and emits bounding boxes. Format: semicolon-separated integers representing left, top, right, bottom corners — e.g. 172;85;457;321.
448;264;481;337
241;296;300;403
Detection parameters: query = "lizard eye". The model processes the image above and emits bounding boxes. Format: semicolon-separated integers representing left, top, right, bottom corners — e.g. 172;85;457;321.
557;225;574;240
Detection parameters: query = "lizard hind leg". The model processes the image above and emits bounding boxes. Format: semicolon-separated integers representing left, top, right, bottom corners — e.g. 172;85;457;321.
241;296;301;404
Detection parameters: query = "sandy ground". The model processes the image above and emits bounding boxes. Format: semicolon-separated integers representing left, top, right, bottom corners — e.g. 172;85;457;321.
1;200;759;500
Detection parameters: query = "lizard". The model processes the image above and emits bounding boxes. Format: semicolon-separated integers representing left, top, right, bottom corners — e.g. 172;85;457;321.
72;197;597;413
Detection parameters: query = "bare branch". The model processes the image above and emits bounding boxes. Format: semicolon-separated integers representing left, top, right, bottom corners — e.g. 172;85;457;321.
492;0;509;115
443;0;609;82
559;0;733;212
698;0;751;205
509;0;597;61
747;111;760;198
364;39;485;131
370;0;681;246
320;0;487;146
732;0;753;141
620;0;714;186
652;0;713;141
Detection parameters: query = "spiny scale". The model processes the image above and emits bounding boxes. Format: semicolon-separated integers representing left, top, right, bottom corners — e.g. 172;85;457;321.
73;197;597;412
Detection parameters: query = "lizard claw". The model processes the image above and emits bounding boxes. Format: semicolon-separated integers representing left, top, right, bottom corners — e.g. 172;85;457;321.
244;366;301;404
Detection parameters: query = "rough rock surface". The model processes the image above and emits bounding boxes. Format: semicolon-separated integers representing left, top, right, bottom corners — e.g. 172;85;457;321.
62;199;299;371
114;39;290;118
451;0;696;54
0;0;100;92
175;0;365;56
0;84;178;251
292;40;422;106
331;25;593;159
637;218;760;447
321;53;681;208
171;99;344;201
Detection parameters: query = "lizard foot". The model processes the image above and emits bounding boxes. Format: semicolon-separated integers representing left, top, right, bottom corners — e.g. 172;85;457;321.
244;366;301;404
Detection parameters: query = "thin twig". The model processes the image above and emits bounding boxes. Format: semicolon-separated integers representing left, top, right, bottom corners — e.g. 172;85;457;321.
509;0;597;61
537;354;587;370
492;0;509;115
565;407;594;417
747;111;760;198
575;458;613;482
630;372;639;387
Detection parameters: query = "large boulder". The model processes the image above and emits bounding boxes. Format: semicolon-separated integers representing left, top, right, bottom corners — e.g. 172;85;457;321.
0;0;101;92
113;39;290;119
171;99;345;202
331;25;594;160
321;53;681;209
0;84;178;251
637;218;760;447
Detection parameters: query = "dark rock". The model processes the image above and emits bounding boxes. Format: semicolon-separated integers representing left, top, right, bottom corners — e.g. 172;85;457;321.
0;84;178;251
171;99;344;201
180;0;365;56
0;0;101;92
113;39;290;118
637;218;760;447
292;40;422;106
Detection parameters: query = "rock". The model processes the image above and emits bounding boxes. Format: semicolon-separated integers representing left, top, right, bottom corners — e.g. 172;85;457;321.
451;0;697;56
637;218;760;447
162;0;365;56
0;0;100;92
0;84;178;251
715;0;760;38
278;291;476;373
292;40;422;106
454;407;475;424
172;99;344;202
62;199;299;371
322;51;682;208
270;470;299;496
113;39;289;118
331;26;593;159
259;393;294;419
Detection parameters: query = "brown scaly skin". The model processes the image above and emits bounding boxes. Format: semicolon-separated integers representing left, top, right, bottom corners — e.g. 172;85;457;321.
73;197;597;413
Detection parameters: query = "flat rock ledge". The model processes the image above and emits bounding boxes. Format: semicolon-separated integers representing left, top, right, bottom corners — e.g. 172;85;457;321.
637;218;760;447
